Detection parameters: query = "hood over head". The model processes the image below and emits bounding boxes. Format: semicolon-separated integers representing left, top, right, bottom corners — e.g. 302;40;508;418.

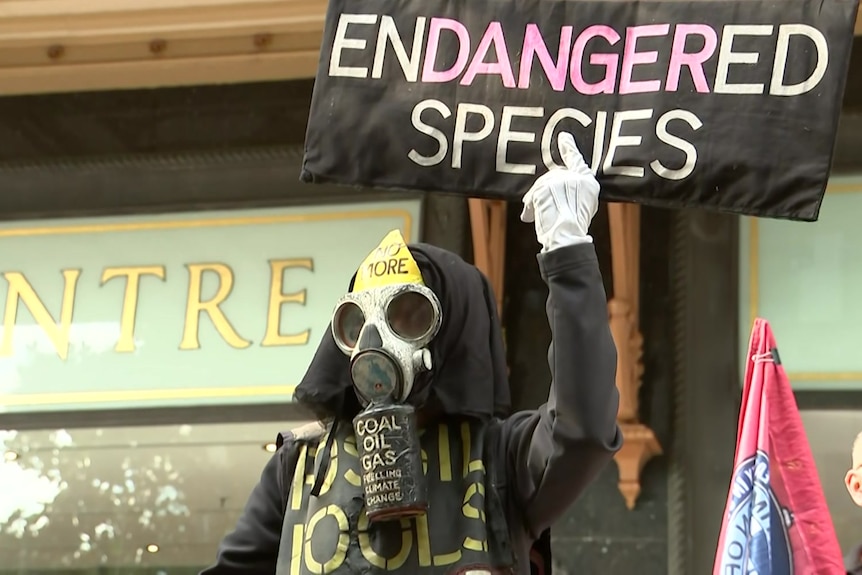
293;242;510;421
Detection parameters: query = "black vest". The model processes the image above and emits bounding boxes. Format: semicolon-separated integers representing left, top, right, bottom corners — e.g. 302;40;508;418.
275;419;554;575
275;419;517;574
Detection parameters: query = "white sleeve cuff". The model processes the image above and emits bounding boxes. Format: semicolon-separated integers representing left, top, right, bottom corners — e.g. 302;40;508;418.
541;234;593;253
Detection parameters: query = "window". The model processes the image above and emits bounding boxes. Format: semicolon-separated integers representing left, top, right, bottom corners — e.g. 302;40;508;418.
739;177;862;566
738;178;862;388
0;421;302;574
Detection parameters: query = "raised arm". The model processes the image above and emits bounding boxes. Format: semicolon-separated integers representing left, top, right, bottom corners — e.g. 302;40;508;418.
503;132;622;538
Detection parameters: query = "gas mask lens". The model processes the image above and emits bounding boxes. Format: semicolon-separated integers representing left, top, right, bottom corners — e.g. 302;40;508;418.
386;291;436;340
333;301;365;349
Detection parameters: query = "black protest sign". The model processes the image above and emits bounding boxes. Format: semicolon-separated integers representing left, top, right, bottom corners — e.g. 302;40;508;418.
300;0;859;221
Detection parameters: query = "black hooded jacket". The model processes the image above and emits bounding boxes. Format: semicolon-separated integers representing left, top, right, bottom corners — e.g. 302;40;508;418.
200;241;622;574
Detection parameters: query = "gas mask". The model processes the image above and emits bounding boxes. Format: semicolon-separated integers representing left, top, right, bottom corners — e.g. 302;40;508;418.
330;229;442;522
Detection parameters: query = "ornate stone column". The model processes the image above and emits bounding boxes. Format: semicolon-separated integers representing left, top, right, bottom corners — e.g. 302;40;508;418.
468;198;507;316
607;202;662;509
468;198;661;510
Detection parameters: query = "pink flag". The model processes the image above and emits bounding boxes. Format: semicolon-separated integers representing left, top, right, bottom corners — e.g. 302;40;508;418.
713;318;844;575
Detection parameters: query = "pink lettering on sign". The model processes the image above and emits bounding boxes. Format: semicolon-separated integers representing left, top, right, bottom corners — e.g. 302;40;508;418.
667;24;718;92
421;18;471;83
518;24;573;92
619;24;671;94
571;25;621;95
461;21;516;88
345;14;823;99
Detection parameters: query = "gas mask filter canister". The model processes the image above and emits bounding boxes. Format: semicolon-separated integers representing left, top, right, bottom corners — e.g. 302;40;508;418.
331;230;442;522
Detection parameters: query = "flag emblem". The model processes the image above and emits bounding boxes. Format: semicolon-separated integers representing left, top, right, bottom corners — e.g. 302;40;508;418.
719;450;793;574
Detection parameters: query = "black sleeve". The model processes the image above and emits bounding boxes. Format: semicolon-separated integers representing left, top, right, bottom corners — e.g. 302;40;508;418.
199;450;285;574
502;242;622;538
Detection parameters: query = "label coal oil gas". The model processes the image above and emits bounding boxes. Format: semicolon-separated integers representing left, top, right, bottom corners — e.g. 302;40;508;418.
352;403;427;521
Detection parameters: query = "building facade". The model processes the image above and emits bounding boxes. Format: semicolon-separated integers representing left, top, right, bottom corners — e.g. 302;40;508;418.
0;2;860;574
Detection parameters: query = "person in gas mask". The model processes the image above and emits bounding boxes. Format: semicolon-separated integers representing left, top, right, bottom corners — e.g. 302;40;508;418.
200;132;622;575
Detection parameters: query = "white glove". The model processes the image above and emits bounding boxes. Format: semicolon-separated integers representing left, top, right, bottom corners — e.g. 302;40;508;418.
520;132;600;253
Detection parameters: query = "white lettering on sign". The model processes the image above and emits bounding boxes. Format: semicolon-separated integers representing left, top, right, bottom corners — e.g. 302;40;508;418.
408;100;703;181
329;15;831;98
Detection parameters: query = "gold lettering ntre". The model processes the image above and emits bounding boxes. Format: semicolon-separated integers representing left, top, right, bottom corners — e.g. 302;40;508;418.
0;270;81;360
180;263;251;350
101;265;166;353
262;258;313;347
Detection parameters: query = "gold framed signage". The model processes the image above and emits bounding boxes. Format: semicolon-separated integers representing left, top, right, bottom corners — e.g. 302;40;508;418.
0;201;421;413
